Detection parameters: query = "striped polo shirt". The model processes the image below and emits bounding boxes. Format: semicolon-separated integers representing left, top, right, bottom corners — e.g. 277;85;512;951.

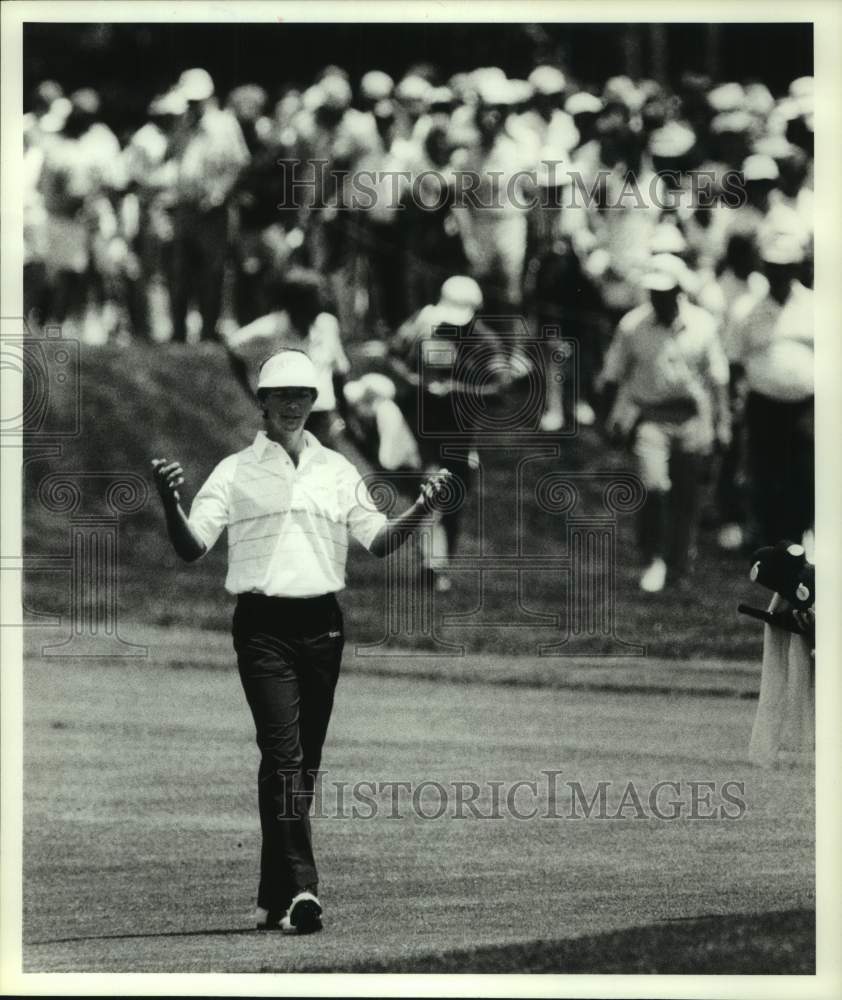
188;430;387;597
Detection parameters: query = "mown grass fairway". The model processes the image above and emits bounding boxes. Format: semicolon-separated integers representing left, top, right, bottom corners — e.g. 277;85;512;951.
23;641;814;973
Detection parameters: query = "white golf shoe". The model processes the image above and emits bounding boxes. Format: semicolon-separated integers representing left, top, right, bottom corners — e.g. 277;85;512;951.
280;890;323;935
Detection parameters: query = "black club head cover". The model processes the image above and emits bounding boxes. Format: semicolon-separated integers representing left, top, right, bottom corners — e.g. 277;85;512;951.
749;539;815;610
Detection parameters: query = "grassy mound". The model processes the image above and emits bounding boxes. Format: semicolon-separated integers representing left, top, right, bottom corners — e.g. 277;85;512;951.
24;340;765;659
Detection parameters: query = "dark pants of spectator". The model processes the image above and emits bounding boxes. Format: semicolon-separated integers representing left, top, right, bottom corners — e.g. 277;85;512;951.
24;262;48;325
401;207;469;323
232;228;274;327
363;217;404;335
123;210;174;339
46;269;88;326
232;593;344;917
634;417;709;578
745;391;814;547
636;456;706;576
170;206;228;342
533;247;606;407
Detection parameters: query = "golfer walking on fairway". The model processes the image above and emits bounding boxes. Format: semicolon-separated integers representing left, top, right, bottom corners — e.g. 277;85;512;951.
152;348;450;935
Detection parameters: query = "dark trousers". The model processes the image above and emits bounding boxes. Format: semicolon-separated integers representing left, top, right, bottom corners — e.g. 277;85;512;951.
232;593;344;915
745;392;814;547
170;206;228;342
633;418;709;577
636;453;705;576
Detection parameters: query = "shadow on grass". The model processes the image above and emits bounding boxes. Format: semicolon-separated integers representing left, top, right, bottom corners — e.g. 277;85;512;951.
26;927;261;945
302;908;816;975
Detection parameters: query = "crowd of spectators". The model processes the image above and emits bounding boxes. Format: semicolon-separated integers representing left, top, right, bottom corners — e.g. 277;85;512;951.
23;60;815;593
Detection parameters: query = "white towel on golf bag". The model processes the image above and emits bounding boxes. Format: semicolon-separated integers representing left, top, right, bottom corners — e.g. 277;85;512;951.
748;593;814;768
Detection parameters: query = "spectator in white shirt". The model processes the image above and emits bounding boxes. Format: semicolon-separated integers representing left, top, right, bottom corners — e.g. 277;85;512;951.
168;68;249;342
727;231;813;548
598;255;730;592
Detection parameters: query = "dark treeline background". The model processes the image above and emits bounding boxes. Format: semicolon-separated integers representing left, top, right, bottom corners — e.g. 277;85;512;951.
24;21;813;138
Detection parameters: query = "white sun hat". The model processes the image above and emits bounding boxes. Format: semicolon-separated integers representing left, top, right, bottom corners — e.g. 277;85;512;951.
257;350;319;391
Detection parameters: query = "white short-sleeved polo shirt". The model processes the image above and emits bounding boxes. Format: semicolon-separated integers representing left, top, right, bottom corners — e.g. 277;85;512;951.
188;430;387;597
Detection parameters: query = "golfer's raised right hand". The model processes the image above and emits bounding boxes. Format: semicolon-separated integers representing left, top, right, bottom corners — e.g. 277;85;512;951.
151;458;185;506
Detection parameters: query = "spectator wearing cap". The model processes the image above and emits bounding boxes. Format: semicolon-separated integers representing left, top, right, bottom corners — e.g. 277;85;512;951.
333;76;421;338
519;66;578;161
566;91;605;183
119;89;186;338
293;71;368;329
392;74;434;145
646;120;699;218
223;268;350;447
398;121;470;322
694;233;766;551
168;68;249;341
525;157;601;430
36;87;122;337
755;138;813;283
705;110;755;194
387;275;507;591
582;122;665;330
726;232;813;548
727;154;810;263
597;255;730;592
449;76;535;313
23;81;68;319
70;89;132;341
724;153;778;245
226;84;295;326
